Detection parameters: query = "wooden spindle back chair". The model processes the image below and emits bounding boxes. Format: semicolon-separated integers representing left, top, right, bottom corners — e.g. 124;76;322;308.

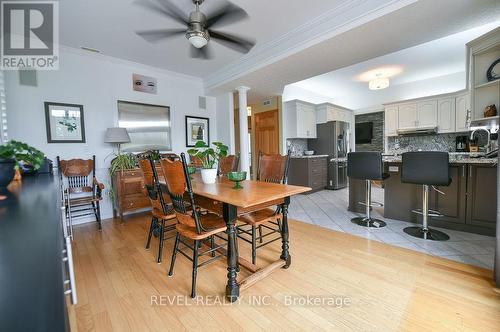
138;158;177;263
57;156;104;231
218;154;239;176
237;150;291;264
160;153;228;298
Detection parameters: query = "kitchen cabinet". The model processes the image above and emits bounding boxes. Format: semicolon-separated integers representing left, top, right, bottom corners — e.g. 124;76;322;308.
316;103;352;124
455;94;470;132
466;164;497;229
384;106;398;137
416;100;438;127
284;100;317;138
398;103;417;129
429;165;467;224
288;157;328;193
437;97;456;133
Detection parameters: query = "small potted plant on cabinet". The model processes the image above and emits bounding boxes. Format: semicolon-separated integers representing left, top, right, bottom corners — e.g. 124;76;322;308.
0;140;45;187
188;141;228;184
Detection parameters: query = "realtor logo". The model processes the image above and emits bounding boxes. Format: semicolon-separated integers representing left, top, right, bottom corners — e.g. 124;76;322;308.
1;1;59;70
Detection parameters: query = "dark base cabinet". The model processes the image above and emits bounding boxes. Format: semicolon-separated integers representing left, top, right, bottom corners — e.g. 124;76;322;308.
382;162;497;236
288;157;327;193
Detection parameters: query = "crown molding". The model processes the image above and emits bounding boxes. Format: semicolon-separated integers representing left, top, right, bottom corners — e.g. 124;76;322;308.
204;0;417;92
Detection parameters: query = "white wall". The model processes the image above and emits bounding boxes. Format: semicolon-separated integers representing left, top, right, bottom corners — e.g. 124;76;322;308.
215;92;235;154
5;47;217;222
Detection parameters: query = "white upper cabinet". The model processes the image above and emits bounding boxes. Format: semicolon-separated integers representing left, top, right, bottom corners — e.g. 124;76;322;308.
455;94;471;132
384;106;399;137
316;103;352;124
284;100;317;139
398;103;417;129
437;98;455;133
416;100;438;127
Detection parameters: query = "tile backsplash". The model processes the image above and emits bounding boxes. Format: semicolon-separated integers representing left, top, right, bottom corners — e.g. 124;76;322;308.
286;138;308;156
387;133;462;153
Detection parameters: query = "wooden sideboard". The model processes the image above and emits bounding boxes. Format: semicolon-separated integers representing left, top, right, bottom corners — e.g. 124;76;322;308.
112;168;150;222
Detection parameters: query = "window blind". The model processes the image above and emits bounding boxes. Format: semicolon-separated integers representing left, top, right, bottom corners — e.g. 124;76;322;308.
0;71;7;144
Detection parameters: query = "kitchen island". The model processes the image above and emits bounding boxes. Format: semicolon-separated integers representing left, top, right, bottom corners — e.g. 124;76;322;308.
348;155;498;236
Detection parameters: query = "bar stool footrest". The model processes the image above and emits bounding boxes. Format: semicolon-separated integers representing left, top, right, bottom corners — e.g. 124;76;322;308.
411;209;444;218
358;201;384;208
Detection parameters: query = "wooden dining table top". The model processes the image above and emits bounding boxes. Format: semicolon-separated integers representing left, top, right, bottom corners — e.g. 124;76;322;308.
160;173;311;208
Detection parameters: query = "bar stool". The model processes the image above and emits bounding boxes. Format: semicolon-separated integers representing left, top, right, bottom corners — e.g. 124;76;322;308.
347;152;389;228
401;151;451;241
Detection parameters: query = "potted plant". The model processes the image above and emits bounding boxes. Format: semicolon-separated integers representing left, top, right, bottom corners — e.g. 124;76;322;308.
188;141;228;184
108;153;138;198
0;140;45;187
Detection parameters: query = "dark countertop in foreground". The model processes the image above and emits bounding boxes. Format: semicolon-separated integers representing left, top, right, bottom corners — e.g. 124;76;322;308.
0;175;68;331
383;156;497;165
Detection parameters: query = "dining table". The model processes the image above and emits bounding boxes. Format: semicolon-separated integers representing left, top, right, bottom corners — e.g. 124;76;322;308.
161;173;311;302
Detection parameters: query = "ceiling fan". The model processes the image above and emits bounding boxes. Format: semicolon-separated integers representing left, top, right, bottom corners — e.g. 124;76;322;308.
135;0;255;59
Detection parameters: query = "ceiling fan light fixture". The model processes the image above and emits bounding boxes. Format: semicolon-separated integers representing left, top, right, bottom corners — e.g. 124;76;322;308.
187;30;209;48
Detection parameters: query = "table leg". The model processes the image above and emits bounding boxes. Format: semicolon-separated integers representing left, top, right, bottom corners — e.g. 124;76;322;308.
223;203;239;302
280;196;291;268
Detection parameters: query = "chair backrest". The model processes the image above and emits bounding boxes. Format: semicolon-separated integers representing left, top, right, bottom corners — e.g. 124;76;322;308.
347;152;384;180
218;154;239;176
190;155;203;168
138;159;172;214
256;150;291;184
160;153;204;233
57;156;95;193
401;151;450;186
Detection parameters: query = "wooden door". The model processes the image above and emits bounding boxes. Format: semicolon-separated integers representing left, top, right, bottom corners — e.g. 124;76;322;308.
254;109;279;156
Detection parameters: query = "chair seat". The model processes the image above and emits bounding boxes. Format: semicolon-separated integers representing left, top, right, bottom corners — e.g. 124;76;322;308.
152;208;177;221
68;196;102;206
238;208;281;226
176;213;227;240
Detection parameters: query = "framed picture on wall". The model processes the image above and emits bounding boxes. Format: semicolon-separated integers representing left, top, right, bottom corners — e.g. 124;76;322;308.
44;102;86;143
185;116;209;147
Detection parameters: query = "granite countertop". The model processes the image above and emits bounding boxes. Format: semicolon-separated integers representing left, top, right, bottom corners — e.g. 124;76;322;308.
291;154;329;159
383;155;497;165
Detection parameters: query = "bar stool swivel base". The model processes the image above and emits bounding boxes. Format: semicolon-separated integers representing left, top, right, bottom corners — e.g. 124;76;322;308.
403;226;450;241
351;217;386;228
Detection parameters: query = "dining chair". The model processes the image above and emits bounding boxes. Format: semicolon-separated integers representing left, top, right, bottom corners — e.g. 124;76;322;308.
57;156;104;231
237;150;291;264
161;153;228;298
138;157;177;264
190;155;204;168
218;154;240;176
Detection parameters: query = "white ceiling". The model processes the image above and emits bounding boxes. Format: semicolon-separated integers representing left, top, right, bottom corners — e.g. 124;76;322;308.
59;0;343;77
289;22;500;110
209;0;500;102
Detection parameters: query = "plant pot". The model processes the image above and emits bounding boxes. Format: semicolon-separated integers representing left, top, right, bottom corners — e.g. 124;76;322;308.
0;158;16;187
200;168;217;184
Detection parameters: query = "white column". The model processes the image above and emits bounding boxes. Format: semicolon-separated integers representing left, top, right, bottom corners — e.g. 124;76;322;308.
236;86;250;178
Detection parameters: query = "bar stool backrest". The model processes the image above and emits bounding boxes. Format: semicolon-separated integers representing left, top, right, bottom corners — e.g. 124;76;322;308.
347;152;384;180
401;151;450;186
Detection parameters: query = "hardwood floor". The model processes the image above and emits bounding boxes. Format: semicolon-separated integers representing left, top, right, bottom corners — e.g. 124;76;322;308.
69;213;500;332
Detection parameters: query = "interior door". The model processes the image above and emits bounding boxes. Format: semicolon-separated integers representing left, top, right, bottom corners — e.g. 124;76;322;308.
254;109;279;156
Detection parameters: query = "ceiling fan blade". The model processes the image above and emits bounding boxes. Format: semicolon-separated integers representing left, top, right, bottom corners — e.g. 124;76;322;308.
205;2;249;28
209;30;255;53
134;0;188;25
190;44;213;60
136;28;185;42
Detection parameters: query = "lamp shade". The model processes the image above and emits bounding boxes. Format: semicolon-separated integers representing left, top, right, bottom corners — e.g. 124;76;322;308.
104;127;130;144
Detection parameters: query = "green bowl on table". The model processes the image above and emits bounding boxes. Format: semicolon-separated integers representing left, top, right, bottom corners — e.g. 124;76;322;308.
187;165;196;179
227;171;247;189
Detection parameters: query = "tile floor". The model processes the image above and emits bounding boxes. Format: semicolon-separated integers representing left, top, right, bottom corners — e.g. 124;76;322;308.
289;187;496;270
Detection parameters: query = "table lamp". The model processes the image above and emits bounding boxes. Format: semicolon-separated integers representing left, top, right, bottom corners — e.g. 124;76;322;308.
104;127;130;155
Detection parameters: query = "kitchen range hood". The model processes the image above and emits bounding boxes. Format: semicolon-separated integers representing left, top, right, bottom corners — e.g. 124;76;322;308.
397;126;438;136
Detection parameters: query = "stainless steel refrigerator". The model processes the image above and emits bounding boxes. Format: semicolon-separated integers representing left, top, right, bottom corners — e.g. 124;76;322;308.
308;121;350;190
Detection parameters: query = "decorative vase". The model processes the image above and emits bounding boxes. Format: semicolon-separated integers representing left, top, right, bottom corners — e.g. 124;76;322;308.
200;168;217;184
484;104;497;118
0;158;16;187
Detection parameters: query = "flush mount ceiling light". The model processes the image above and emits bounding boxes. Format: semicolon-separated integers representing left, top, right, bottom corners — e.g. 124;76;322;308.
369;74;390;90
